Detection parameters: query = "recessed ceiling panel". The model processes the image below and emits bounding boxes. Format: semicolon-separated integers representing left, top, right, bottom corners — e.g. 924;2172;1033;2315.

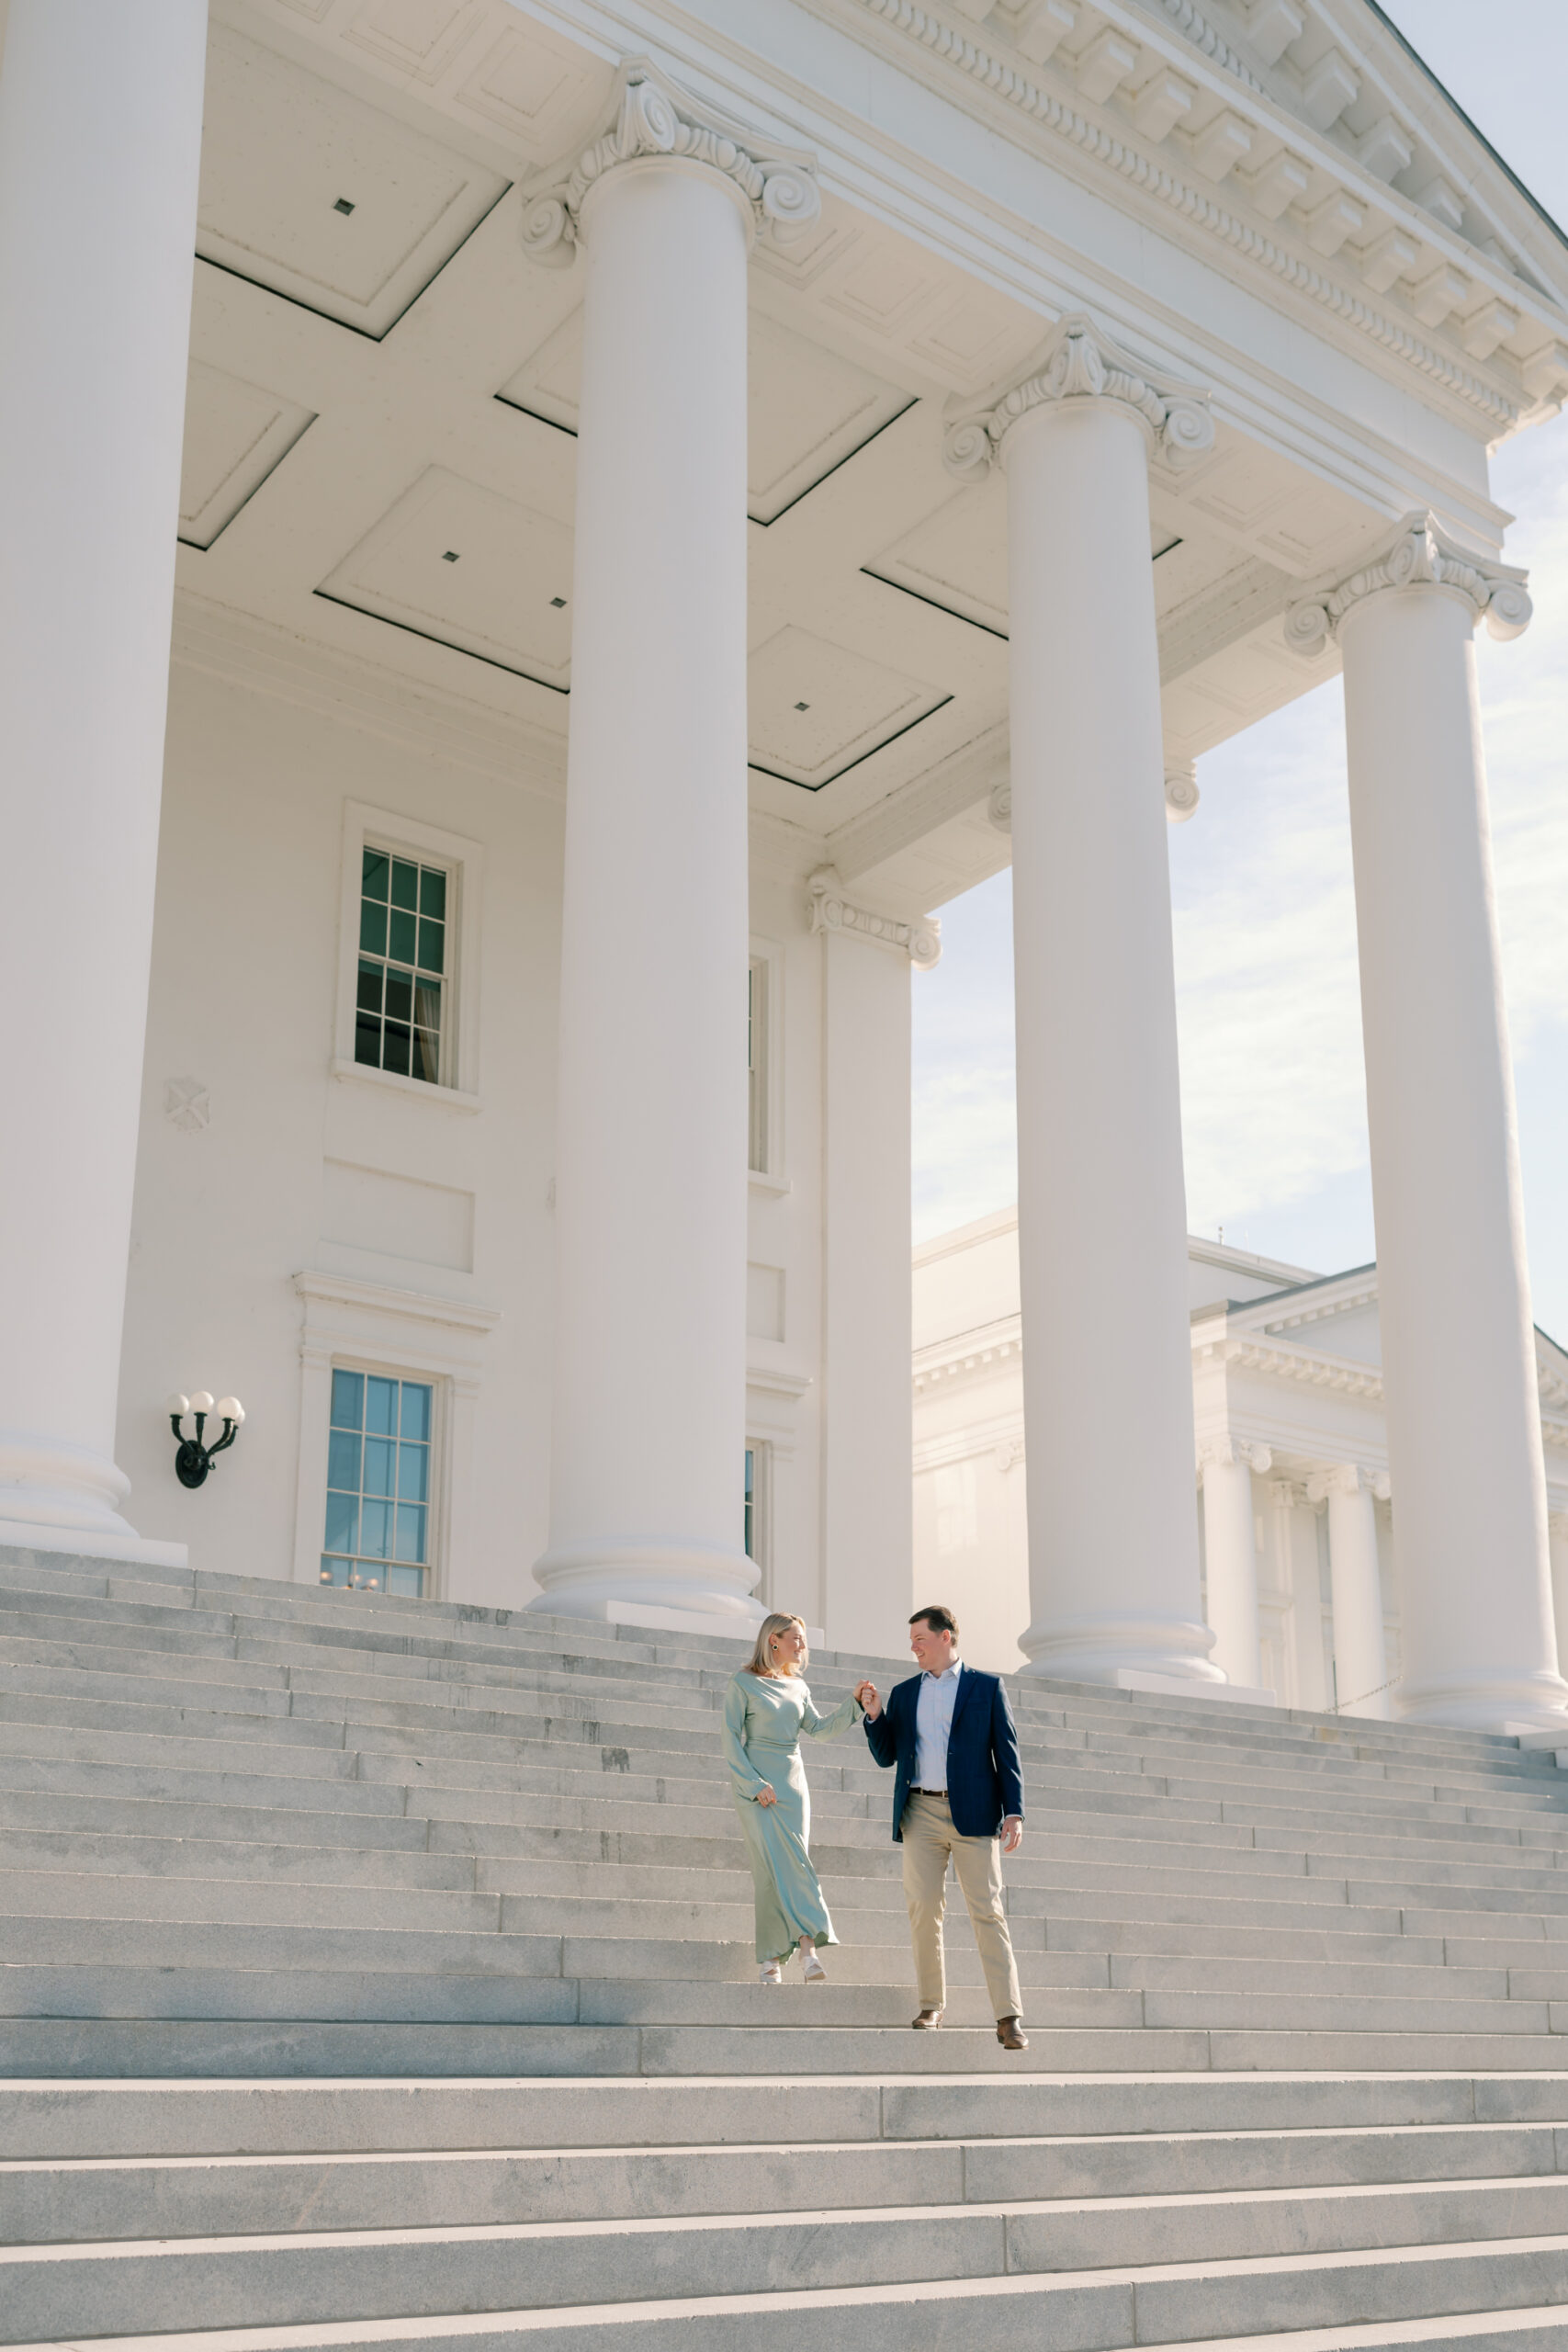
747;316;910;522
868;474;1009;635
748;626;949;790
871;480;1184;639
317;465;573;686
197;26;507;336
179;361;315;549
499;314;911;518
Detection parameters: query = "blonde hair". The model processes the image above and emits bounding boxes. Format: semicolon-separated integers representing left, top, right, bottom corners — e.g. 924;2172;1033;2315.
745;1611;808;1678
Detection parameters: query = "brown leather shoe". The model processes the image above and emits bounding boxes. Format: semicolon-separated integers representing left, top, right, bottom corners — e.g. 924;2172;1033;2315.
996;2015;1029;2051
911;2007;944;2030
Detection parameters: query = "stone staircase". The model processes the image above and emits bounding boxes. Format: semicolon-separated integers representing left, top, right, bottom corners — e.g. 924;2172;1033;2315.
6;1547;1568;2346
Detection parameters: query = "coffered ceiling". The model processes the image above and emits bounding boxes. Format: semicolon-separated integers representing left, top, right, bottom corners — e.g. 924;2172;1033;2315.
175;0;1478;912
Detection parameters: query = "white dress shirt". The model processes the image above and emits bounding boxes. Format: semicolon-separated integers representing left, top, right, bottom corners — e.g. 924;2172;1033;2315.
913;1657;963;1791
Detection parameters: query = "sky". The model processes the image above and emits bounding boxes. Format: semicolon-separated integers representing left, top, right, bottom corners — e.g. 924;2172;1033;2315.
911;1;1568;1343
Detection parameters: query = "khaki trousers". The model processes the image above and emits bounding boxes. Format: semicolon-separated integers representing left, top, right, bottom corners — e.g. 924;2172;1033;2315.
900;1791;1022;2019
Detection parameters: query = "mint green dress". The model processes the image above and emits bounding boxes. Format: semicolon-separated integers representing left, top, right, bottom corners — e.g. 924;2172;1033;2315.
723;1670;864;1964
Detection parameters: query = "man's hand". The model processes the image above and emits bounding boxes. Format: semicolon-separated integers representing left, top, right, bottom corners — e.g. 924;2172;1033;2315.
855;1679;881;1720
755;1783;778;1806
999;1815;1023;1855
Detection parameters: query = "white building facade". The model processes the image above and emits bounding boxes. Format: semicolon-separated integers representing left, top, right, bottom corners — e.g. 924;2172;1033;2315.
2;0;1565;1729
915;1215;1568;1710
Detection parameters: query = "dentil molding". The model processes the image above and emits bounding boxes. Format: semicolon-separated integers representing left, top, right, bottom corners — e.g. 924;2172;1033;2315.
520;60;819;267
943;313;1214;481
807;867;942;968
1284;511;1533;658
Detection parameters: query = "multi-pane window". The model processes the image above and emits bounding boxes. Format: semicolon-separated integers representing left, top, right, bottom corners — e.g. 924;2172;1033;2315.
355;849;447;1084
321;1370;433;1597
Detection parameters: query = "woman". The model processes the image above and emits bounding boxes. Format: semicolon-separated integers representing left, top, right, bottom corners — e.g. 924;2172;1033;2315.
723;1612;875;1984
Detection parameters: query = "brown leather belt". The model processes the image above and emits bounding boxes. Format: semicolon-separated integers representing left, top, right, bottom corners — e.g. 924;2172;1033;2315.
909;1787;947;1796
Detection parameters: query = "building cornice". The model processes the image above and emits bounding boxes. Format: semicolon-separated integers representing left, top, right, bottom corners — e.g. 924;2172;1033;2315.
1284;510;1533;656
520;56;819;266
843;0;1568;432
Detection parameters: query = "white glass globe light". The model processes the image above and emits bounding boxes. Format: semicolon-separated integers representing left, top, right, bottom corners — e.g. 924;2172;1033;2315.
216;1397;245;1424
189;1391;214;1414
166;1393;190;1417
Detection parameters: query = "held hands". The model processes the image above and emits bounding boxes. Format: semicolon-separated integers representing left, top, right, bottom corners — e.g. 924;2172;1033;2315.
855;1679;881;1719
1000;1815;1023;1855
754;1783;778;1806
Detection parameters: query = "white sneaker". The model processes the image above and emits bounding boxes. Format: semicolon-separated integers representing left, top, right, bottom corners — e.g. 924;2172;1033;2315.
760;1962;784;1986
802;1947;827;1984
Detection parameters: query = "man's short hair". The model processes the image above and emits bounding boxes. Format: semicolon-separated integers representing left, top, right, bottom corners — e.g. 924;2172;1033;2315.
910;1605;959;1639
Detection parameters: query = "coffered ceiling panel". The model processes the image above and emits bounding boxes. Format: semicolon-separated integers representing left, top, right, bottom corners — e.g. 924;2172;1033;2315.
748;626;950;791
179;360;316;549
317;464;573;687
871;474;1195;641
868;474;1010;638
498;314;910;524
197;25;507;335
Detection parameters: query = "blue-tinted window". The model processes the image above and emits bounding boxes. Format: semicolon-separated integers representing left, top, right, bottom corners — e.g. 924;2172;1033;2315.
355;848;446;1085
321;1373;433;1598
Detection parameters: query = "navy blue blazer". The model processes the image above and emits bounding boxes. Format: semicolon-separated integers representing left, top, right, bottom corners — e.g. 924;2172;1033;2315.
863;1666;1025;1843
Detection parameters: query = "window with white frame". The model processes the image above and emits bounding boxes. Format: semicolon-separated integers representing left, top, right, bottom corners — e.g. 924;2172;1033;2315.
744;1439;771;1602
333;804;484;1104
355;848;449;1085
321;1368;434;1597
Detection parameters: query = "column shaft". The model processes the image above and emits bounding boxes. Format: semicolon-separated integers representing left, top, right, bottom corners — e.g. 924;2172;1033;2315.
1322;1473;1390;1721
534;156;755;1625
0;0;208;1551
1340;583;1562;1725
1006;401;1214;1683
820;929;915;1652
1201;1453;1263;1689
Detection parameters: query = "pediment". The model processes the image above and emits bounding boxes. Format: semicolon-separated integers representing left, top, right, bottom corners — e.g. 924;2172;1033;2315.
1224;1263;1382;1364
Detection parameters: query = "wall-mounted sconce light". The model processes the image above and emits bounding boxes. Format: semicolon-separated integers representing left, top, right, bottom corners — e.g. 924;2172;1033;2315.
168;1392;244;1488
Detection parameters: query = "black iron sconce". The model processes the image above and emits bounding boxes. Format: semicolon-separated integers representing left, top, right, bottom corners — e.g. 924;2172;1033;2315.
168;1391;245;1488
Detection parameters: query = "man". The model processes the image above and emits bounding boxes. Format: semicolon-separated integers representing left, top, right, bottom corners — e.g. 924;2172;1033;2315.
859;1606;1028;2049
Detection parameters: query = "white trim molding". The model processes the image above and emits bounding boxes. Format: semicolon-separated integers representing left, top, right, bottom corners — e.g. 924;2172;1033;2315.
943;312;1214;481
520;59;820;269
1284;511;1533;658
290;1271;499;1599
807;867;942;968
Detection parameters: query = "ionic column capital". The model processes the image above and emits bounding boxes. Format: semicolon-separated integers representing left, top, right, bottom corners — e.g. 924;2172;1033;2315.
1268;1478;1307;1510
1284;511;1532;659
942;312;1214;483
521;60;819;268
1306;1462;1391;1505
807;868;942;969
1198;1434;1272;1481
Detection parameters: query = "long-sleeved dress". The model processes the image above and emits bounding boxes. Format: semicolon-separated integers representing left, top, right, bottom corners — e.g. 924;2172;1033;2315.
723;1669;864;1964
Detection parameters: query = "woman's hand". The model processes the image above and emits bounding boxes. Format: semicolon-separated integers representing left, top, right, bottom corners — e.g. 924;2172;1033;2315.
754;1783;778;1805
856;1679;881;1720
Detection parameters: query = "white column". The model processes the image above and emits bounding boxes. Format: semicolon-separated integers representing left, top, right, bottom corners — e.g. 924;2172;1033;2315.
1199;1439;1271;1689
810;871;938;1654
945;316;1221;1685
0;0;208;1559
1550;1513;1568;1685
1308;1464;1390;1719
520;72;818;1630
1269;1479;1329;1713
1289;517;1566;1730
